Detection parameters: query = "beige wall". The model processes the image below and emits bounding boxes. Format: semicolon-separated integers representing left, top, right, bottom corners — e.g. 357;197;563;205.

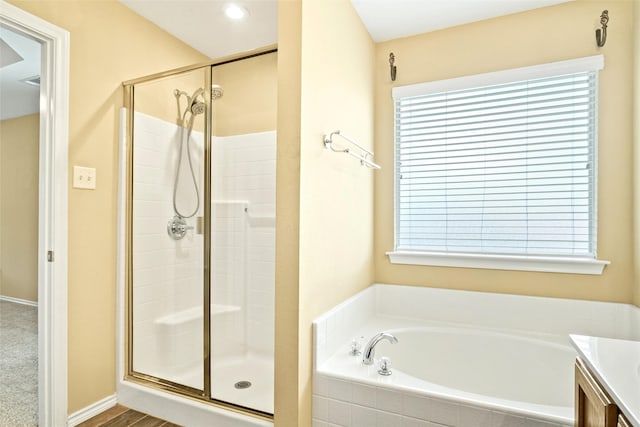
6;0;209;414
275;0;375;425
213;52;278;136
132;51;277;136
634;0;640;307
133;70;208;128
275;1;302;424
0;114;39;302
374;0;635;304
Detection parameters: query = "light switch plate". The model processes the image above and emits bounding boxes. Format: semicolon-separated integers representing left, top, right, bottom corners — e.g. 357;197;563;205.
73;166;96;189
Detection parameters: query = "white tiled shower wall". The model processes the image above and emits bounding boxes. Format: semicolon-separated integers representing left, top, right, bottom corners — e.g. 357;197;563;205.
132;112;205;387
212;131;276;357
210;200;247;360
132;112;275;384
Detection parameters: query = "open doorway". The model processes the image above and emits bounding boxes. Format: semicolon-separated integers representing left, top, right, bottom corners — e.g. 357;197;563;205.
0;23;42;426
0;2;69;425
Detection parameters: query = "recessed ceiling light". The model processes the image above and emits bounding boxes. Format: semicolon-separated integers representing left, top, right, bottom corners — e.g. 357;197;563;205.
224;3;249;21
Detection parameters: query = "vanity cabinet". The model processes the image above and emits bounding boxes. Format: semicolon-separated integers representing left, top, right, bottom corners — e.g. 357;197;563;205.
617;414;631;427
575;358;634;427
575;357;617;427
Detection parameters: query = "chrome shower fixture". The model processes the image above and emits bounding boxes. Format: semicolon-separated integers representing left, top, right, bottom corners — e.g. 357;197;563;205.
175;88;206;125
174;85;223;125
212;84;224;100
167;215;193;240
170;83;225;228
188;88;206;116
171;87;205;223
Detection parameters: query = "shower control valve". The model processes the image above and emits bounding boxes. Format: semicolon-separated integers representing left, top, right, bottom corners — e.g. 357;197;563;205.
167;215;194;240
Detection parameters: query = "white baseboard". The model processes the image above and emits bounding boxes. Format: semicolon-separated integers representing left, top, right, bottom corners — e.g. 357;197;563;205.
0;295;37;307
67;394;117;427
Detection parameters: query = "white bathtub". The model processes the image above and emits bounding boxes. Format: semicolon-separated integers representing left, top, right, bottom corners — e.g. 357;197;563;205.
313;284;640;427
384;328;574;409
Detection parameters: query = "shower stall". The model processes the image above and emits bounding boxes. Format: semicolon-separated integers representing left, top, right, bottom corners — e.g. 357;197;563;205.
120;48;276;423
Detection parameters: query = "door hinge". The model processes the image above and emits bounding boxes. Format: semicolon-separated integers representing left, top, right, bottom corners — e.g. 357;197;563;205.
47;251;54;262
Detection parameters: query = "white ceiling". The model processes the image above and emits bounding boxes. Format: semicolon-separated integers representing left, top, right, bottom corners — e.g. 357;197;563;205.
351;0;573;42
0;0;574;120
0;26;41;121
118;0;278;59
118;0;573;59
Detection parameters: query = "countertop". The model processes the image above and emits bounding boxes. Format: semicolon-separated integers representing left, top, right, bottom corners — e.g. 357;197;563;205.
570;334;640;427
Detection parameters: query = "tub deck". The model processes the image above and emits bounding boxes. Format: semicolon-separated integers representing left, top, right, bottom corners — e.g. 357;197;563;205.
312;284;640;427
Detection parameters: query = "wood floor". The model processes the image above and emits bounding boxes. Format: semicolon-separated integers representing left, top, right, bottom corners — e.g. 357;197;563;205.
76;404;182;427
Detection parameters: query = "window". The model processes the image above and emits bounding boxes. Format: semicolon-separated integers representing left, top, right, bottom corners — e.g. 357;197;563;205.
388;56;609;274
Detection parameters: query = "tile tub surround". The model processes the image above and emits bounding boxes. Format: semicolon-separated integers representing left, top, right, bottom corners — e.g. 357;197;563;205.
312;374;568;427
312;284;640;427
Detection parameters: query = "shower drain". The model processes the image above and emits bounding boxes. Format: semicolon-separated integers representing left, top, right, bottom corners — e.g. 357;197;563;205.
234;381;252;389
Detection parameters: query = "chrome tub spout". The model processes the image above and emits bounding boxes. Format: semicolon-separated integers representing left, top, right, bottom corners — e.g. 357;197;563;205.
362;332;398;365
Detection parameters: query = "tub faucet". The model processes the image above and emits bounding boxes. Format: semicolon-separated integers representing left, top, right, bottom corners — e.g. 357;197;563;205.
362;332;398;365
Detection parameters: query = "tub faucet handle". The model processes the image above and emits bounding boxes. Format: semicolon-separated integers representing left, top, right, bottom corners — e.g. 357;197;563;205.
349;339;361;356
378;357;392;376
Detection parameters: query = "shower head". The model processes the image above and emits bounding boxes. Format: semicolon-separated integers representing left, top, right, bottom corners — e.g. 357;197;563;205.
175;85;222;124
189;88;205;116
175;88;204;123
191;102;205;115
211;84;224;100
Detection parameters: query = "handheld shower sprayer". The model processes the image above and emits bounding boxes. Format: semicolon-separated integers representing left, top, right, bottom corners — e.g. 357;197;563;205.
175;88;206;125
188;88;206;116
174;85;223;125
168;84;224;239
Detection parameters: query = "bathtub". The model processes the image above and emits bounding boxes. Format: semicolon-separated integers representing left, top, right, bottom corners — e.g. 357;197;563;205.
382;328;574;409
312;284;640;427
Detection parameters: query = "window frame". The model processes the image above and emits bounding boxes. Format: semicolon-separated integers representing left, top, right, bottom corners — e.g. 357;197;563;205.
387;55;609;275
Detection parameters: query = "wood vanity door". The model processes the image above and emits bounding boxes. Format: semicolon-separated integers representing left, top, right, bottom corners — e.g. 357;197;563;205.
575;358;618;427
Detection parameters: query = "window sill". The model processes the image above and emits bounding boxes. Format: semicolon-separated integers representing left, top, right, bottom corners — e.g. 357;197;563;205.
386;251;610;275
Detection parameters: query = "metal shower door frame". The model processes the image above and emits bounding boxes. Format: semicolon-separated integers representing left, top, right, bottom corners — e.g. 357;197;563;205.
122;46;276;421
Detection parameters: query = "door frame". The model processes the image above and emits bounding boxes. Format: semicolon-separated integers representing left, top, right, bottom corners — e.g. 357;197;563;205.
0;2;69;425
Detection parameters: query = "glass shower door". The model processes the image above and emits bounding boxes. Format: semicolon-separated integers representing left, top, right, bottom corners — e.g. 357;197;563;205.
129;66;211;393
125;50;276;417
209;52;276;414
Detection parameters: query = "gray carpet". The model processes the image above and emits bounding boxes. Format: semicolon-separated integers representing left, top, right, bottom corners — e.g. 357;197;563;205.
0;300;38;426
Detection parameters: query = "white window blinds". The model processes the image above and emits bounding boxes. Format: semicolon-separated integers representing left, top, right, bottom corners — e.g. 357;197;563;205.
393;56;603;258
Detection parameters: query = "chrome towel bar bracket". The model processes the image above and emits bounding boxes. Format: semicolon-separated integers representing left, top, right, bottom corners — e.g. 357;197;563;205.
323;130;381;170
